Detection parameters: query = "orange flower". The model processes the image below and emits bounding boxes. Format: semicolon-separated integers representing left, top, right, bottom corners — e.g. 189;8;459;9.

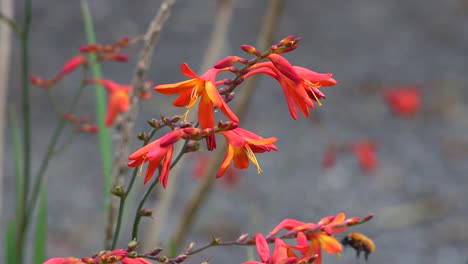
43;258;84;264
385;86;421;117
270;213;349;264
246;56;337;119
120;257;152;264
350;140;378;173
244;234;297;264
217;128;277;178
154;63;239;129
128;129;187;188
87;79;132;127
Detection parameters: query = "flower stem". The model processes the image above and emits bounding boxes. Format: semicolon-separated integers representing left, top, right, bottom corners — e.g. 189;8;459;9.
16;0;32;261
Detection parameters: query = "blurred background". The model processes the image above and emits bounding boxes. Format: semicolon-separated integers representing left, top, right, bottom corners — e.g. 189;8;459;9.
2;0;468;263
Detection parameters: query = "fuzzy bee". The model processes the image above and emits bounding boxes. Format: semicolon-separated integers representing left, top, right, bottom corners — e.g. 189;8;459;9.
341;232;375;260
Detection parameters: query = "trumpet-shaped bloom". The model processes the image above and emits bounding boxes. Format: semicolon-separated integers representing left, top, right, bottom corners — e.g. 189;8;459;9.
217;128;277;178
128;129;186;188
154;63;239;128
269;213;349;264
246;55;337;120
244;234;297;264
87;79;132;127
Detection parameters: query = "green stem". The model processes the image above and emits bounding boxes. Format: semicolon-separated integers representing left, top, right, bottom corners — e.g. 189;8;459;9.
131;173;161;240
110;168;138;249
17;0;32;262
110;128;156;248
130;134;188;240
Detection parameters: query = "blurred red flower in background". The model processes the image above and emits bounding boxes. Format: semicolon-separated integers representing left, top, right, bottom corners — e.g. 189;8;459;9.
385;86;421;117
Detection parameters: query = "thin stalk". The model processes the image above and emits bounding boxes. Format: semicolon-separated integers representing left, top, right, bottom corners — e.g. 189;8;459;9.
110;128;156;249
16;0;32;261
80;0;113;231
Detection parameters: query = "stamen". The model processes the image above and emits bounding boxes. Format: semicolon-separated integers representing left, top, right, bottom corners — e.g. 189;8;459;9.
186;85;199;108
245;144;263;174
305;81;322;106
138;155;148;176
182;108;191;123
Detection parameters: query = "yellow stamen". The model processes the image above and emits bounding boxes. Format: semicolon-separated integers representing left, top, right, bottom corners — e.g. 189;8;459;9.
245;144;263;174
305;81;322;106
137;155;148;176
182;108;191;123
186;85;200;108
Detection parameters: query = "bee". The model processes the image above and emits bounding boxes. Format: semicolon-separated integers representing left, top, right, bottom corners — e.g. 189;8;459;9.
341;232;375;261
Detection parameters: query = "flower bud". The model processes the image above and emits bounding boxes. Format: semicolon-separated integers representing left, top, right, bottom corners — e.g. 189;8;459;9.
147;247;163;256
111;186;126;198
274;45;297;54
226;92;235;103
218;87;229;94
228;66;239;73
233;77;244;86
184;242;196;254
184;141;200;153
137;131;148;141
127;240;139;251
138;209;153;218
60;55;87;75
127;251;138;258
236;233;250;244
147;119;161;128
222;79;232;85
267;54;301;83
173;254;188;263
240;44;260;56
275;35;295;47
214;56;241;69
170;115;182;123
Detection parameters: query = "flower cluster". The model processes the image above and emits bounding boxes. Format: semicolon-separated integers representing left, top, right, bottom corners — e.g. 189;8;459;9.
130;36;337;188
245;213;374;264
30;37;152;128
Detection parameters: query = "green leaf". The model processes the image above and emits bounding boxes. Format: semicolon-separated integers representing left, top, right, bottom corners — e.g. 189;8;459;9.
6;220;17;264
80;0;113;217
33;185;48;264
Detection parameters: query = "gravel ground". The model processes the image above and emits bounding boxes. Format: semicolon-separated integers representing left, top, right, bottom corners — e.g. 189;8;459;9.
3;0;468;263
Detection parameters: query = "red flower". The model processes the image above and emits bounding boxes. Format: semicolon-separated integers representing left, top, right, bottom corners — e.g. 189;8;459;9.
269;213;349;264
43;258;84;264
246;56;337;120
385;86;421;117
128;129;187;188
60;55;87;76
243;234;297;264
120;257;152;264
217;128;278;178
350;140;378;173
154;63;239;129
79;124;99;133
87;79;132;127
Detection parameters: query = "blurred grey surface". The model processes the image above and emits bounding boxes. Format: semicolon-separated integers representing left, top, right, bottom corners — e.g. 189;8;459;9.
3;0;468;263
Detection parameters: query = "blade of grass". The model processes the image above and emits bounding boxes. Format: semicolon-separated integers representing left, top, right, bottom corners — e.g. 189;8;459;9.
6;220;17;264
7;106;23;264
33;184;47;264
80;0;113;228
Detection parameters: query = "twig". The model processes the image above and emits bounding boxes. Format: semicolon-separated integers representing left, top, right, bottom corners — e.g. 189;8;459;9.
104;0;175;249
141;0;235;251
169;0;285;252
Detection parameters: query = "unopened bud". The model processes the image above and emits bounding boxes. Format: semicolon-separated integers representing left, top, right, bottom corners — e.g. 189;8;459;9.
275;35;295;47
267;54;301;83
274;45;297;54
238;68;250;76
127;240;139;251
127;251;137;258
214;56;241;69
228;66;239;73
111;186;125;198
138;209;153;217
137;131;147;141
184;242;196;254
226;92;236;103
184;141;200;153
147;247;163;256
233;77;244;86
116;36;130;48
147;119;161;128
170;115;182;123
218;87;229;94
173;254;188;263
240;44;261;56
236;233;250;244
